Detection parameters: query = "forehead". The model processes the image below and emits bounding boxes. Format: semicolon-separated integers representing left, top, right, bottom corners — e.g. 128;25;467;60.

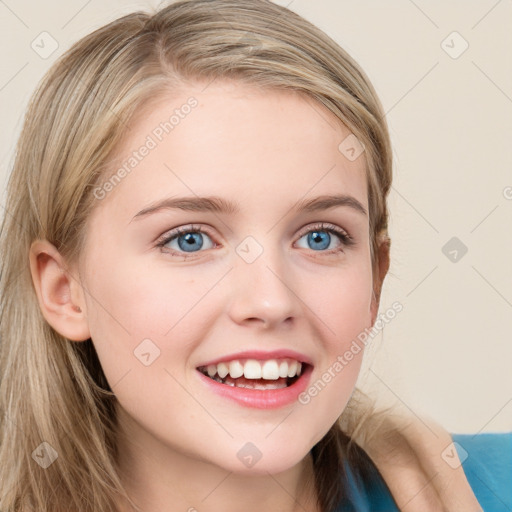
93;81;368;220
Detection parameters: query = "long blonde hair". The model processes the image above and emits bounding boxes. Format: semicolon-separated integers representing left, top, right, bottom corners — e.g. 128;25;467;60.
0;1;393;510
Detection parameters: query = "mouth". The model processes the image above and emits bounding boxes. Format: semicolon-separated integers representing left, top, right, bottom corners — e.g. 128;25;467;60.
197;358;307;390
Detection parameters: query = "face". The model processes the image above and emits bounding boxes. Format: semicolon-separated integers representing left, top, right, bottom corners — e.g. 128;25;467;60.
77;81;375;476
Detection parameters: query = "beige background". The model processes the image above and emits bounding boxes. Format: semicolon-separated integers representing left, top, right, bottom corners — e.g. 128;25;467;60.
0;0;511;433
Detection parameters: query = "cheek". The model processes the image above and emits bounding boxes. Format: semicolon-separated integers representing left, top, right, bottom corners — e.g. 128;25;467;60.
82;257;208;440
81;255;167;389
293;261;373;433
324;266;373;380
300;256;374;346
82;252;224;388
85;249;212;338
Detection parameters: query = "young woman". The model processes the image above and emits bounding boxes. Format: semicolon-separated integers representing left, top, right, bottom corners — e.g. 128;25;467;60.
0;1;509;511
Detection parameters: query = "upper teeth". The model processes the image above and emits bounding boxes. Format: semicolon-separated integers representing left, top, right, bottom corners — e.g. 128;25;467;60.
204;359;302;380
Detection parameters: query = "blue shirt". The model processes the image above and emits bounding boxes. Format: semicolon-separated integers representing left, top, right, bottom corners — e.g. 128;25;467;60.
335;432;512;511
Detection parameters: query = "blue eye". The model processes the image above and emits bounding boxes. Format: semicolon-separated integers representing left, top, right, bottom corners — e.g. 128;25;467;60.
156;222;354;259
158;225;215;255
298;230;335;251
295;224;353;252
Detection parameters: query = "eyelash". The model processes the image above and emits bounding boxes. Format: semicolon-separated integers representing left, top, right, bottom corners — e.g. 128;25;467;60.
155;222;355;259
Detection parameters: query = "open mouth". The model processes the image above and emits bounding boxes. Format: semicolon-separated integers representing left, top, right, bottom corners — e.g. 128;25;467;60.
197;358;307;390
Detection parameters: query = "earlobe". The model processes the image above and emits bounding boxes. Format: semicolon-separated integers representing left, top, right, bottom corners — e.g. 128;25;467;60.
29;239;90;342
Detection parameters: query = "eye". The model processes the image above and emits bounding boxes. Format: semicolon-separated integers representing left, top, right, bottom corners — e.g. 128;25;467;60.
156;224;216;258
155;222;355;260
295;223;354;253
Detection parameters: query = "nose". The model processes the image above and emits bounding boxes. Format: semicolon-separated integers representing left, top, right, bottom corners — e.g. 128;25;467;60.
226;243;300;329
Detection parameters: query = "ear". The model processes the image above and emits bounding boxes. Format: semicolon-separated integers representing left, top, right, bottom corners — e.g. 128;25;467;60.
370;234;391;325
29;239;91;342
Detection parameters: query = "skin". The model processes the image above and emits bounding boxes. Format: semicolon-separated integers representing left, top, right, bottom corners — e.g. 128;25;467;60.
29;81;389;512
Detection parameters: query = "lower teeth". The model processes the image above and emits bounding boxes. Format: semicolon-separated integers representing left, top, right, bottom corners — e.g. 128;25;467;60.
211;375;290;389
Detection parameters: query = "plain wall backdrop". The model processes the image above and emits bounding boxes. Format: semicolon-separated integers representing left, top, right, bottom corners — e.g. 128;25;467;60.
0;0;511;433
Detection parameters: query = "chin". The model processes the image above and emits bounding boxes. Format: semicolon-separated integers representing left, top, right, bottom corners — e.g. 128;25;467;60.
229;455;309;477
207;436;315;476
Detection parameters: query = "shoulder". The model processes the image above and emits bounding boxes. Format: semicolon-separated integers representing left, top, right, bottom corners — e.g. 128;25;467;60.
335;432;512;512
451;431;512;512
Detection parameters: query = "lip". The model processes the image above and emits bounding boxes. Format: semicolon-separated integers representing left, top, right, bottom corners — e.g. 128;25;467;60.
196;363;313;409
197;349;313;367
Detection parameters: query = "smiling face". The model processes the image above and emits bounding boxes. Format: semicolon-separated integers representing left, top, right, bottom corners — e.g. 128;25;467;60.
75;80;377;477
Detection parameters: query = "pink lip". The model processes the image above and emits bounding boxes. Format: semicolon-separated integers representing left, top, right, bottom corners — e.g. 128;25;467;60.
196;363;313;410
197;349;313;367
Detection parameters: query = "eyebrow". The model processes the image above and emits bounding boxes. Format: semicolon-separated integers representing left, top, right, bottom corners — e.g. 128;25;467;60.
131;193;367;222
